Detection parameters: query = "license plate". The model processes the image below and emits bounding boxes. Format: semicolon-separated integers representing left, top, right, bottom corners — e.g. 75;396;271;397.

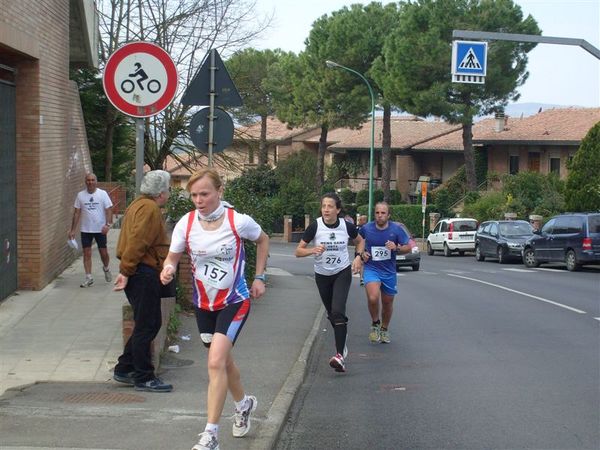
397;255;406;260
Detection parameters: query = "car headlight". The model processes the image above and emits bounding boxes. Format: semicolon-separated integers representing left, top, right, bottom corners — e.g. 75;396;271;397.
411;246;420;254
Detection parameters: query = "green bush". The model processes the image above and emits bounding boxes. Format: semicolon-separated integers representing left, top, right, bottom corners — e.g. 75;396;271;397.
565;122;600;211
356;189;369;207
462;191;506;222
165;187;194;222
338;188;355;205
356;204;429;236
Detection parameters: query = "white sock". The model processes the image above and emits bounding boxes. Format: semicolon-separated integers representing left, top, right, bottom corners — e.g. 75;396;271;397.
235;395;248;411
103;266;110;271
204;423;218;437
86;273;92;280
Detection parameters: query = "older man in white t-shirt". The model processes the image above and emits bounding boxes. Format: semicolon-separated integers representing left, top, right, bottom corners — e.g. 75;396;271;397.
69;173;113;287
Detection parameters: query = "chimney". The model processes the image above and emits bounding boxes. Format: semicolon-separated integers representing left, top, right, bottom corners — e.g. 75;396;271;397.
494;112;505;132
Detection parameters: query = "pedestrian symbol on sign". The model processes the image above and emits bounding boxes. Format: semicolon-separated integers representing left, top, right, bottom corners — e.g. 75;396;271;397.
458;48;482;70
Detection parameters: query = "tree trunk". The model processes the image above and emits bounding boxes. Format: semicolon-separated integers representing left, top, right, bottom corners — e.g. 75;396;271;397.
258;114;268;166
316;125;328;194
103;105;117;182
381;103;392;203
462;122;477;191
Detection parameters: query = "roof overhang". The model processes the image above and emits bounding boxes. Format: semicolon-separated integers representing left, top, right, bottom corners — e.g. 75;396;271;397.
473;140;581;146
69;0;99;69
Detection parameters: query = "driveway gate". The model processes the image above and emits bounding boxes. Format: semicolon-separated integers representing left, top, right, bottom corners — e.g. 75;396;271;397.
0;65;17;301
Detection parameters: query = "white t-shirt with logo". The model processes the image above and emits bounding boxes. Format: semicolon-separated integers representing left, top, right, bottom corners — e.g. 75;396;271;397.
313;218;352;276
74;188;113;233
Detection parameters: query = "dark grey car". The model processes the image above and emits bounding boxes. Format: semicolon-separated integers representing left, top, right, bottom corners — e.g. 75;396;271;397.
475;220;534;263
522;213;600;271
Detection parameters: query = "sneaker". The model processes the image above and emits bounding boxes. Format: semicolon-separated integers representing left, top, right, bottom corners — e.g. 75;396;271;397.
113;370;135;385
103;268;112;282
80;278;94;288
380;328;391;344
232;395;257;438
343;344;348;359
134;377;173;392
329;353;346;372
360;278;365;286
369;323;381;343
192;431;219;450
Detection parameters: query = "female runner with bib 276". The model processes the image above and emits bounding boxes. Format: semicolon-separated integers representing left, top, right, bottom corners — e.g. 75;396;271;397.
160;169;269;450
295;192;364;373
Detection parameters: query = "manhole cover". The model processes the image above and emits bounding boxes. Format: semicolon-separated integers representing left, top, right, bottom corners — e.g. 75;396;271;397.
63;392;146;404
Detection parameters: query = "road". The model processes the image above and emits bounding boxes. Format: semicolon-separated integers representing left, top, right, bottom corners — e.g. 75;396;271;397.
272;247;600;450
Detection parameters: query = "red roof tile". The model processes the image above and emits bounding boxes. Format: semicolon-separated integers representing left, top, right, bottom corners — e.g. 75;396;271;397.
236;117;317;141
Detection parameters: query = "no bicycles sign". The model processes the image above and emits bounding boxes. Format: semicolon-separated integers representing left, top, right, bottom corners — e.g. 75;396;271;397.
103;42;178;118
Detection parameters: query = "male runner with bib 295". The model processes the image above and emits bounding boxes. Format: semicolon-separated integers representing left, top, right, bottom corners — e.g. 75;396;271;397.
359;202;411;344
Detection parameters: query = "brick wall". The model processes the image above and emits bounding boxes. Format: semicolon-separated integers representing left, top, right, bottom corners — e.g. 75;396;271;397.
1;0;92;289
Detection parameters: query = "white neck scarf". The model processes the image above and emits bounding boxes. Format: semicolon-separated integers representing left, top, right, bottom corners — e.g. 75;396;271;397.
198;200;233;222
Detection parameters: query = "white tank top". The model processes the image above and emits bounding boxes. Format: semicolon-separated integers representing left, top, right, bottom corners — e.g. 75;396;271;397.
313;218;351;276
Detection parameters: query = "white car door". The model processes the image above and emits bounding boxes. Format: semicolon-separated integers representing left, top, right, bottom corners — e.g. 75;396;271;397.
429;221;445;250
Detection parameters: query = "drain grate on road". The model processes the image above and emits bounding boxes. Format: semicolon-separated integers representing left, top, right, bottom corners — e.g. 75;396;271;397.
63;391;146;404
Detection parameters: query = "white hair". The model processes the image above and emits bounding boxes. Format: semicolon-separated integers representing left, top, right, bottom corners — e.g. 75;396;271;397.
140;170;171;196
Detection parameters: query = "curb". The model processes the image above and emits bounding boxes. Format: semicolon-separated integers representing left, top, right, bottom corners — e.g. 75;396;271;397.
250;304;325;450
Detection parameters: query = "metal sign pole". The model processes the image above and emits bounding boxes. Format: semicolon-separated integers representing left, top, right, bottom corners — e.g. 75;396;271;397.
208;49;216;167
135;118;144;194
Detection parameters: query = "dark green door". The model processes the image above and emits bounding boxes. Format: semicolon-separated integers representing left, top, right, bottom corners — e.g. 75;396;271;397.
0;76;17;300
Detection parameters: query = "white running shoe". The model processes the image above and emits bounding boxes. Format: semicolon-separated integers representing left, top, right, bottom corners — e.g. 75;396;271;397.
329;353;346;372
192;431;219;450
103;268;112;282
232;395;257;437
369;324;380;343
380;328;391;344
80;278;94;288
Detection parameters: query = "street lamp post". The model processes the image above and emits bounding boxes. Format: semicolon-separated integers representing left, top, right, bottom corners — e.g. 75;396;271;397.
325;60;376;222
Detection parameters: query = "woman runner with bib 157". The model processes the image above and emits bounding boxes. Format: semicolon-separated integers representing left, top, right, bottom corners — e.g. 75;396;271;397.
295;192;364;373
160;169;269;450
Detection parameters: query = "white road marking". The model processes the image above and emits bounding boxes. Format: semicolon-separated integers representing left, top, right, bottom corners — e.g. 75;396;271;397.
265;267;294;276
534;267;568;273
269;252;297;258
447;274;587;314
594;317;600;322
503;268;537;273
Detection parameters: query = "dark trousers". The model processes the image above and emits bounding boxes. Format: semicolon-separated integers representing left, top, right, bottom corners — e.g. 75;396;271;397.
115;265;162;383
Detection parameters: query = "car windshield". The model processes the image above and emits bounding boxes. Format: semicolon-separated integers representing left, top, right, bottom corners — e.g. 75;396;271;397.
453;220;477;231
499;222;533;237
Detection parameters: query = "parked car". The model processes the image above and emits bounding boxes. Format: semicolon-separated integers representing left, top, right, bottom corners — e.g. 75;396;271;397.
395;222;420;271
475;220;534;263
427;218;478;256
522;212;600;271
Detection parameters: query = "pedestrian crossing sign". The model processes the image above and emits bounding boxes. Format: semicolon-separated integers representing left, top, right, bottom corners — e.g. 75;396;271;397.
451;40;488;84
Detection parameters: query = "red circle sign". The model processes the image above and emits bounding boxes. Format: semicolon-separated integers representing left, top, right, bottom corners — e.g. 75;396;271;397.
103;42;178;118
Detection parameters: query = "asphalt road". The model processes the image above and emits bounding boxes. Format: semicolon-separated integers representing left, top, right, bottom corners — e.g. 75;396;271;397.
274;250;600;450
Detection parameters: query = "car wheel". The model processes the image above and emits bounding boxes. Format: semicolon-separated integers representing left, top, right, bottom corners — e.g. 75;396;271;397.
523;248;539;268
475;245;485;261
497;246;506;264
427;242;434;256
412;263;420;271
443;243;452;257
565;250;580;272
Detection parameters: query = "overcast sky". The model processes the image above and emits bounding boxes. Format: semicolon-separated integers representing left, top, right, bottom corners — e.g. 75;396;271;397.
251;0;600;108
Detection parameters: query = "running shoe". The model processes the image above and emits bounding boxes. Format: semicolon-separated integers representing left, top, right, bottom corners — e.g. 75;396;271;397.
380;328;391;344
329;353;346;372
80;278;94;288
360;278;364;286
134;377;173;392
369;324;380;343
232;395;257;437
192;431;219;450
103;268;112;282
343;344;348;359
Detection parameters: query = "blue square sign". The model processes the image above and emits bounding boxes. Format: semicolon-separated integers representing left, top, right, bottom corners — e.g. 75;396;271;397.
452;40;487;84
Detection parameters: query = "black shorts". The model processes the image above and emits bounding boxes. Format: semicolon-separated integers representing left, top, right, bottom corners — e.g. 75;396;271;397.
80;232;107;249
194;300;251;348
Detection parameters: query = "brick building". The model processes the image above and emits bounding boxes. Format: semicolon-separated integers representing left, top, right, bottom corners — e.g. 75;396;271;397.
0;0;98;299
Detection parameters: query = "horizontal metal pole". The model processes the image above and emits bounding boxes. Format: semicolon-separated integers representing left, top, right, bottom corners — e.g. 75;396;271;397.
452;30;600;60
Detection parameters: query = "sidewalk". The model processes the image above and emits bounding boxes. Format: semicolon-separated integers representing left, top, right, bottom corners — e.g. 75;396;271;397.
0;230;324;450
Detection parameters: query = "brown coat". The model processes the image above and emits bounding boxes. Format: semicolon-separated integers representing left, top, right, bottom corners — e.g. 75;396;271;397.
116;196;169;277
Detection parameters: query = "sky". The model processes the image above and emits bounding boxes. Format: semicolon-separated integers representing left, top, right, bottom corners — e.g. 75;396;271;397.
251;0;600;108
